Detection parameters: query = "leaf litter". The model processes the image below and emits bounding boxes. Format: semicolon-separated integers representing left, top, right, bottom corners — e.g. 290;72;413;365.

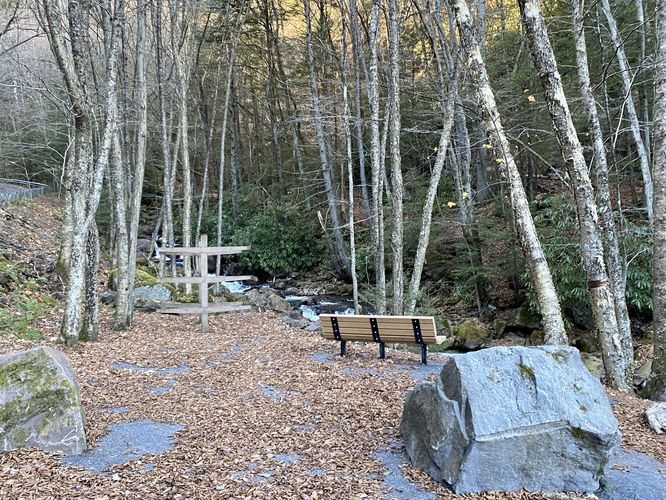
0;309;664;499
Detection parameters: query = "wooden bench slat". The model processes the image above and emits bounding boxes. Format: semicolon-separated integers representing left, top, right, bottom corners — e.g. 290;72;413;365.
327;317;436;330
321;314;435;323
322;332;446;344
319;314;446;364
321;327;437;339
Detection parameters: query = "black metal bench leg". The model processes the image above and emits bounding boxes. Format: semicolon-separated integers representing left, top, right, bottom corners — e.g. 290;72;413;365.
421;344;427;365
340;340;347;356
379;342;386;359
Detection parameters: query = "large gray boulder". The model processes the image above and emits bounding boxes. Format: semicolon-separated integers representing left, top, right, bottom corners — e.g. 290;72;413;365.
400;346;620;494
1;346;86;455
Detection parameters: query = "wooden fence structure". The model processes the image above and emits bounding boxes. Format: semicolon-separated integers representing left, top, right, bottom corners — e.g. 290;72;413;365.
157;235;251;331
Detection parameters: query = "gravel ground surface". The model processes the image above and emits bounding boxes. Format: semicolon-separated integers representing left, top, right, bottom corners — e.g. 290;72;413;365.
1;310;665;499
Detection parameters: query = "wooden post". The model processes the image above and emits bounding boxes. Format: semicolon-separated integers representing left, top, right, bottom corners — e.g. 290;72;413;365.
199;234;209;332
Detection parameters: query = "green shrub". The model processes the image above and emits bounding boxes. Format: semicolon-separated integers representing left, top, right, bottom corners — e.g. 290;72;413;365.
525;195;652;317
229;207;324;277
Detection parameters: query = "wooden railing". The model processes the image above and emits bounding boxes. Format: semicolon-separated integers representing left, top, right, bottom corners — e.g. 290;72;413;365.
157;235;251;331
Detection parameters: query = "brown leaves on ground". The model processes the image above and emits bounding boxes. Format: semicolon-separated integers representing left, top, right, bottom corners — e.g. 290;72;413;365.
1;309;664;499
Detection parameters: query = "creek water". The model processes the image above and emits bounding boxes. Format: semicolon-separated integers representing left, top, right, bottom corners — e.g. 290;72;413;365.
221;280;357;322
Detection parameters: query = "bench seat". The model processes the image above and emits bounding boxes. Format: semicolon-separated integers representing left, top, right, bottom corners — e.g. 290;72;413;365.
320;314;446;364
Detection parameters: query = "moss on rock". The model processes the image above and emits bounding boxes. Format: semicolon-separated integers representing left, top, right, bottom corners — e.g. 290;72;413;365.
0;346;86;454
453;318;492;350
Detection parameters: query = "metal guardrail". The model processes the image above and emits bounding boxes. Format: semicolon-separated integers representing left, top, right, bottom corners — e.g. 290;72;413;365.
0;179;48;207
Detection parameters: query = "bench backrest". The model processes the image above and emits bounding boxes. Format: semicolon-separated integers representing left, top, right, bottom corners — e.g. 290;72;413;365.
320;314;439;344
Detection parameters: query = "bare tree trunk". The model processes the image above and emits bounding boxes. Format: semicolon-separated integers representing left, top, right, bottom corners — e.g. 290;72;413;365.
304;0;349;276
82;222;100;341
388;0;404;315
349;0;372;230
215;7;246;284
635;0;651;159
601;0;653;224
110;130;130;329
155;2;176;277
406;87;458;314
450;0;568;346
124;0;149;326
339;0;359;313
519;0;630;391
572;0;634;382
647;0;666;402
170;0;193;294
42;0;121;345
230;78;240;225
368;0;386;313
406;0;462;314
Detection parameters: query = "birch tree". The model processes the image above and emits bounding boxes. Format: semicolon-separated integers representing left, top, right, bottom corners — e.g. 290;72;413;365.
406;0;460;314
122;0;149;328
518;0;631;391
601;0;653;224
304;0;349;276
42;0;121;344
449;0;568;346
339;0;359;313
170;0;194;294
388;0;404;314
647;0;666;402
368;0;387;313
572;0;633;381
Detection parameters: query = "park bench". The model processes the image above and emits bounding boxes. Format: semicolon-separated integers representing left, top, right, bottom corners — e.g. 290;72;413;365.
320;314;445;365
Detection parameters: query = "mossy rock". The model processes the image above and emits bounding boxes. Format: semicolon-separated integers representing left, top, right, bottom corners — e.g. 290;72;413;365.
0;346;86;454
640;372;666;402
529;330;545;345
107;268;158;291
453;318;492;350
581;354;605;381
436;316;453;337
506;303;541;333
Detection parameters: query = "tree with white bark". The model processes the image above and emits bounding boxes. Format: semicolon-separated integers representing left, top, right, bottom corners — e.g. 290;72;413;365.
518;0;632;391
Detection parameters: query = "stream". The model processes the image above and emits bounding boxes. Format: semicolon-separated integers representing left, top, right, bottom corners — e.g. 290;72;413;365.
221;280;358;322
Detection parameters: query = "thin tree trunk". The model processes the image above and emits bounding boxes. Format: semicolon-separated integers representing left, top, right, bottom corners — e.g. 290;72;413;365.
635;0;651;159
349;0;372;231
155;2;176;277
519;0;630;391
195;60;221;244
110;131;129;329
125;0;149;326
449;0;568;346
82;222;100;341
304;0;349;276
601;0;653;224
572;0;633;382
230;78;240;225
339;0;359;313
647;0;666;402
368;0;386;313
215;7;246;284
406;85;458;314
388;0;404;315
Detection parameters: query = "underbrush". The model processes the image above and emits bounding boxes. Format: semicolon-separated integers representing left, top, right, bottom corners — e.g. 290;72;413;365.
0;251;56;340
